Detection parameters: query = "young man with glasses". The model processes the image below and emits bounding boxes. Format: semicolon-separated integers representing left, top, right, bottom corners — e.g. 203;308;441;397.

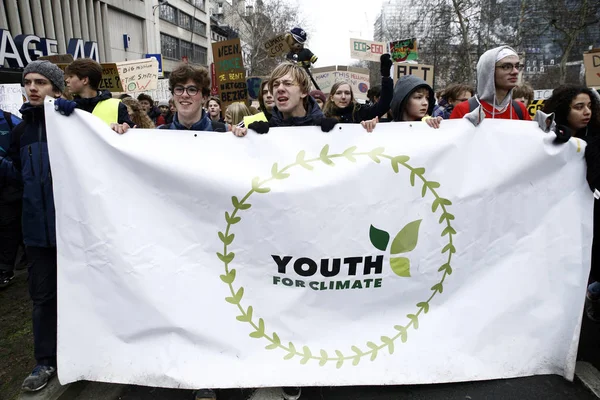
159;64;227;132
450;46;530;120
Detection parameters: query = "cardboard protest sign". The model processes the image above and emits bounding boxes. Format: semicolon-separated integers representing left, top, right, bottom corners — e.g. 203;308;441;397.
584;49;600;87
56;62;123;92
116;58;159;92
312;66;370;101
389;38;418;62
394;63;434;86
0;84;25;117
349;38;386;62
38;54;74;64
212;38;247;107
264;34;290;58
527;100;545;119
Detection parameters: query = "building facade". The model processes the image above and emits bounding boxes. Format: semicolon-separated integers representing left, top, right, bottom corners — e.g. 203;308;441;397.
157;0;211;74
0;0;157;70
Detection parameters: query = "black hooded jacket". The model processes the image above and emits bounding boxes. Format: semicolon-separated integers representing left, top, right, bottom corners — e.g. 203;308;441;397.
270;96;324;127
325;76;393;123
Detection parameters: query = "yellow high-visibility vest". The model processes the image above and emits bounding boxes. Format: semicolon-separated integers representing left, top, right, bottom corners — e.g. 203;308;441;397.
92;98;121;125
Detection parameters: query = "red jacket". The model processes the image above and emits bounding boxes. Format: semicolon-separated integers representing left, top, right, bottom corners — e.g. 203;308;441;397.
450;99;530;120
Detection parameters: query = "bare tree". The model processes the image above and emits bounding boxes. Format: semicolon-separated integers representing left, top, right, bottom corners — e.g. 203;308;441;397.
224;0;308;76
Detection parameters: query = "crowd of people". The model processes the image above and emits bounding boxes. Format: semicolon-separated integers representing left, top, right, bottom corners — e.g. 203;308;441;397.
0;40;599;399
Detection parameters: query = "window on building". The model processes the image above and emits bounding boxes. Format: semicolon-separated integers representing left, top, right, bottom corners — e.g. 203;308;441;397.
159;4;177;24
527;67;531;72
161;33;178;59
180;40;193;60
193;45;208;65
540;67;545;73
179;12;192;30
550;59;555;65
194;19;207;36
185;0;205;9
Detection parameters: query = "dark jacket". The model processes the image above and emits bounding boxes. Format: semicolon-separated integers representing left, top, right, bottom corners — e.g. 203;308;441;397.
390;75;435;122
270;96;324;127
148;106;166;126
160;110;227;132
325;76;393;123
5;104;56;247
74;91;134;126
0;111;23;203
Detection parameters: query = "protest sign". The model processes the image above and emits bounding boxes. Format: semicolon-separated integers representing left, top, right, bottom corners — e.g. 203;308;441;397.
116;58;159;92
212;38;247;107
389;38;418;62
247;77;263;99
38;54;74;64
46;104;592;389
583;49;600;87
55;62;123;92
312;66;370;100
128;79;171;103
534;89;553;100
264;34;290;58
349;38;386;62
394;63;434;86
527;100;545;119
0;84;24;117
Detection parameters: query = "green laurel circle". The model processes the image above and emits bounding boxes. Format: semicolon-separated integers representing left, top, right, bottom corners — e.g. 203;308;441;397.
216;146;456;368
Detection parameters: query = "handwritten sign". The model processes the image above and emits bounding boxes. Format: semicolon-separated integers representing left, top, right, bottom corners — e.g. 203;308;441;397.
56;62;123;92
349;38;386;62
264;34;290;58
129;79;171;103
0;84;24;117
212;38;247;107
389;38;418;62
394;63;434;86
584;49;600;88
312;66;370;101
116;58;159;92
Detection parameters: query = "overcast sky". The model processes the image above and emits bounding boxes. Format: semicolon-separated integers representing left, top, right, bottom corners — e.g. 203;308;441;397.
292;0;384;67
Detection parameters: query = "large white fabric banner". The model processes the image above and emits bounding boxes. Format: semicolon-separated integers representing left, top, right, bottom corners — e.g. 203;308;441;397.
45;101;593;389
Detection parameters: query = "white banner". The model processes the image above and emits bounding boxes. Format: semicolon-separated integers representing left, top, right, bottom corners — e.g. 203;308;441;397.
45;101;593;390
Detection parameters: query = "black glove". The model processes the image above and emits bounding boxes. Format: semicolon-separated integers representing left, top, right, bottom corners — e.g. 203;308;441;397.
248;121;270;134
319;117;338;133
380;54;393;78
554;124;572;144
54;98;77;116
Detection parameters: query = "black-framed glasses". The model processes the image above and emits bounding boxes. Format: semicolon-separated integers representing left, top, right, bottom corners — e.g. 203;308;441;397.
172;85;199;96
495;63;524;71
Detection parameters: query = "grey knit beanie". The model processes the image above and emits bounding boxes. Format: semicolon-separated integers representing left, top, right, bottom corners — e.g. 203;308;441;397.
23;60;65;93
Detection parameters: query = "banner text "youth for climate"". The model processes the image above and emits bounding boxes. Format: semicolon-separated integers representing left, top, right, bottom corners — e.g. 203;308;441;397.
272;255;384;291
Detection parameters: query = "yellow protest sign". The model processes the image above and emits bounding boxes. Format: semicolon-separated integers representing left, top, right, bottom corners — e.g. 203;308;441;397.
527;100;545;119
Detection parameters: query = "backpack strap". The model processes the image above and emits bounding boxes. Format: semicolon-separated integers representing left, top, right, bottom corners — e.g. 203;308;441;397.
468;96;479;113
512;100;524;120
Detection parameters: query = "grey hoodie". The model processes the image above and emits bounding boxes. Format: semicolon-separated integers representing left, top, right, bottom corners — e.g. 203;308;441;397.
476;45;517;111
390;75;434;122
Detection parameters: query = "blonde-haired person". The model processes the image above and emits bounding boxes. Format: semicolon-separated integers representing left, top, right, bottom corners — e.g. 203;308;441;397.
225;102;252;126
121;98;155;128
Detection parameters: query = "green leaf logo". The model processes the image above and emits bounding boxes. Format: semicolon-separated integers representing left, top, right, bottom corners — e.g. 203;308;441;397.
391;219;422;255
369;220;422;277
369;225;390;251
390;257;411;277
